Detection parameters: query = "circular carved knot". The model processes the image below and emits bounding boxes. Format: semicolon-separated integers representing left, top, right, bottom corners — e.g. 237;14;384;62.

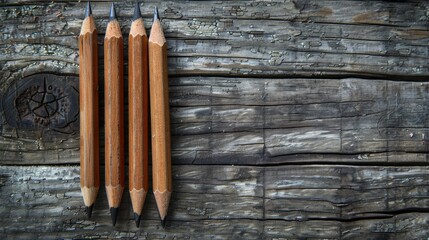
3;74;79;130
29;88;59;118
16;79;69;126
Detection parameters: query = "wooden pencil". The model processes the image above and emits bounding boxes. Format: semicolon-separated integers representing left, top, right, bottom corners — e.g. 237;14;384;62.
149;6;172;226
104;3;124;226
79;1;99;219
128;2;149;228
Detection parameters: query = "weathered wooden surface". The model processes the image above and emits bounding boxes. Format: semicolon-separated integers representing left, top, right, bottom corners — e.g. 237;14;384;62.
0;0;428;239
0;165;428;239
0;1;428;79
2;77;429;165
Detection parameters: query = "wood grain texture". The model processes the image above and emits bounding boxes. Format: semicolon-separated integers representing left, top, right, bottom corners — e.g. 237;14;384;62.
0;77;429;164
0;165;428;239
149;18;172;221
169;77;429;165
128;17;149;217
104;19;124;209
78;14;99;209
2;76;429;165
0;0;429;238
0;1;428;80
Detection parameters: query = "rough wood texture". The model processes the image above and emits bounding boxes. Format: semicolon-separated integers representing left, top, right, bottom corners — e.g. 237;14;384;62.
0;0;428;238
3;76;429;165
0;165;428;239
0;1;428;79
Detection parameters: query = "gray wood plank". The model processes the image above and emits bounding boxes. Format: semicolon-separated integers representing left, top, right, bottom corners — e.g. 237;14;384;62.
265;165;429;220
0;165;428;238
341;213;429;240
2;77;429;165
0;1;428;80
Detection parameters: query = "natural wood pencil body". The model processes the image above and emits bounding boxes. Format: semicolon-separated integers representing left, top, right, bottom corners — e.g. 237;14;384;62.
129;18;149;216
149;19;172;221
79;14;99;210
104;19;124;209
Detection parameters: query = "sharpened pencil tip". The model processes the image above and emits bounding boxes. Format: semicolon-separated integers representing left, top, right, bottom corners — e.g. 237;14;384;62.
133;2;141;21
85;204;94;218
110;207;118;226
153;6;159;21
161;217;166;228
133;212;141;227
85;1;92;18
109;2;116;21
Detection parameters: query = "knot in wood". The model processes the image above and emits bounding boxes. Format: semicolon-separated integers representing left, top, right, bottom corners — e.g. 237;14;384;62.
3;74;79;130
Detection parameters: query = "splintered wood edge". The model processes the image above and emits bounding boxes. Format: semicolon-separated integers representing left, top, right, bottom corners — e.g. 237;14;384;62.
149;20;166;46
130;188;148;214
80;186;99;206
105;20;122;39
130;18;147;37
80;16;96;35
154;190;172;220
105;185;124;208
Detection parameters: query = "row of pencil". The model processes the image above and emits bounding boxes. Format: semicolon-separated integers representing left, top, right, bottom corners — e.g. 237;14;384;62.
79;2;171;227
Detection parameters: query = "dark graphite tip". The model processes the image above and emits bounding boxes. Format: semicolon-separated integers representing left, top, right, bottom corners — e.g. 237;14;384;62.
109;2;117;21
85;204;94;218
153;6;160;21
133;212;141;228
133;2;142;21
85;1;92;18
160;217;166;228
110;207;118;226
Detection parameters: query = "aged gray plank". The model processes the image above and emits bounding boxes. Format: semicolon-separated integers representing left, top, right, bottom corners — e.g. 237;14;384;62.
0;165;265;239
2;77;429;165
4;215;429;240
0;165;428;239
0;165;264;220
264;213;429;239
264;165;429;220
1;220;265;240
263;220;341;239
0;1;428;80
341;213;429;240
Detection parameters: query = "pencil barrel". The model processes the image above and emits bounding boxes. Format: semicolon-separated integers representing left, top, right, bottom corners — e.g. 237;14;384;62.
79;16;99;207
149;22;172;194
129;23;149;192
129;18;149;217
104;20;125;208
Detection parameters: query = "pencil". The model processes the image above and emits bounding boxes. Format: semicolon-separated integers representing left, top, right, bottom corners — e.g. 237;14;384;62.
128;2;149;228
79;1;99;219
149;6;172;226
104;2;124;226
